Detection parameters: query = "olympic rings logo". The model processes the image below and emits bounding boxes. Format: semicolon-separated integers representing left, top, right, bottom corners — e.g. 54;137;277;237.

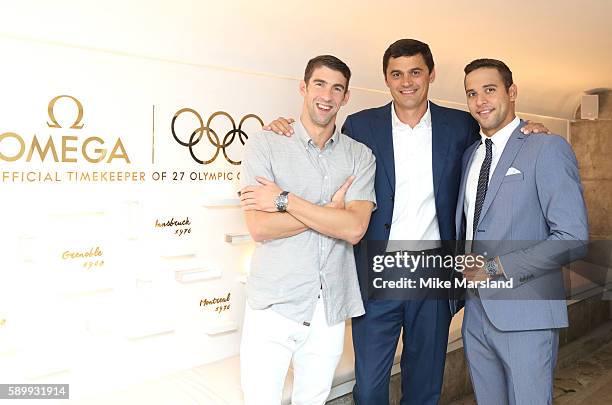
171;108;263;165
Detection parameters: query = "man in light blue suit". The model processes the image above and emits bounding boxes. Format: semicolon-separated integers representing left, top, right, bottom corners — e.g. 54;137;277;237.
456;58;589;404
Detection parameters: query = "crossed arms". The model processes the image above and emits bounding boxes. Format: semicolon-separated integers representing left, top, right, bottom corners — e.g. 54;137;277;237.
240;175;374;245
239;129;375;245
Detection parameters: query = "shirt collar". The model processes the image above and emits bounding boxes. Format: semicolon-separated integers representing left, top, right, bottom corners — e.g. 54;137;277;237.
295;119;339;150
479;116;520;149
391;101;432;131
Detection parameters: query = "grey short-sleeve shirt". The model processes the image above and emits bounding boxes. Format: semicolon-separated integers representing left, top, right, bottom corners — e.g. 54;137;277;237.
240;121;376;325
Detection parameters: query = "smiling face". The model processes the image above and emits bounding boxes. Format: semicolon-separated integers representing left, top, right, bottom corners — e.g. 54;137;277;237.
465;67;517;136
300;66;350;128
384;54;435;112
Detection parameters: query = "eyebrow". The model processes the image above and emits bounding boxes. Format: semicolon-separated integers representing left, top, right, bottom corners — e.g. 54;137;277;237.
465;83;498;93
389;68;422;74
313;78;345;91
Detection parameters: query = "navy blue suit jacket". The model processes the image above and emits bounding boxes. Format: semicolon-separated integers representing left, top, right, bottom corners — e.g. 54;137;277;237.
342;102;480;307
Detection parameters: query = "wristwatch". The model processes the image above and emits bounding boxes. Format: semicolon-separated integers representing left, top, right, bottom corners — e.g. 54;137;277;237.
484;258;499;277
274;191;289;212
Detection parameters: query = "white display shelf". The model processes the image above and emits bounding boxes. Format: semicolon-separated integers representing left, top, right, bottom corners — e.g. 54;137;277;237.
175;268;222;283
159;248;196;259
135;278;154;289
202;198;240;208
49;211;106;218
126;328;175;341
206;320;238;336
0;348;17;358
125;318;175;340
224;233;252;244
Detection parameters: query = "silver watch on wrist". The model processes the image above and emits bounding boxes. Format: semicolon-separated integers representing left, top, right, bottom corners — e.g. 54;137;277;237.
484;258;499;277
274;191;289;212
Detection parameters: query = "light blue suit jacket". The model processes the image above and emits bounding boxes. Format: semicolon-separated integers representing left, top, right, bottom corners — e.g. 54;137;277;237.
455;121;589;331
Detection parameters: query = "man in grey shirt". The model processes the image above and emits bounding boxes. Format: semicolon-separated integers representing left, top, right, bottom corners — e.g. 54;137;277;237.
238;55;376;405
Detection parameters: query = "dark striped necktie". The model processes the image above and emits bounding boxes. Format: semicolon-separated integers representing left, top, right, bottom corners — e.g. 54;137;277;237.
473;138;493;239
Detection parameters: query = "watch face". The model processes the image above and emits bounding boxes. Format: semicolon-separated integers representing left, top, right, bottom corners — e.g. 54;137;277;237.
485;260;497;276
275;193;288;212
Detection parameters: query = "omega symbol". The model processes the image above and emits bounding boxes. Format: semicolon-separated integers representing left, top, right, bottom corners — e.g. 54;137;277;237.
47;95;85;129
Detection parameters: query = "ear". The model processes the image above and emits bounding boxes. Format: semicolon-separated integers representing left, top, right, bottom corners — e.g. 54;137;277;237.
299;80;307;96
508;83;517;102
429;67;436;83
341;89;351;107
384;72;391;89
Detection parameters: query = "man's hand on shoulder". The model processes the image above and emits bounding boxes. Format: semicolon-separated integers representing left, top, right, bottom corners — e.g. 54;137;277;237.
263;117;295;136
520;120;551;134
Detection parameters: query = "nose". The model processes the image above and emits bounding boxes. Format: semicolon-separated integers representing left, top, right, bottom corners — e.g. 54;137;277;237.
321;86;333;100
401;75;412;87
475;93;487;106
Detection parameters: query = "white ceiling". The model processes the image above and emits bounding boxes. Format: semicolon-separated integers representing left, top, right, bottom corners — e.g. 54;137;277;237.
2;0;611;119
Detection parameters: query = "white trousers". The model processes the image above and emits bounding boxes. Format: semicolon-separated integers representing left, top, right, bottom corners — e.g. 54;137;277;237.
240;296;345;405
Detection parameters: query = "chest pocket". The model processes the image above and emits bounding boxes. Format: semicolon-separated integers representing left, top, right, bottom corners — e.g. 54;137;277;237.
271;148;357;204
501;172;524;183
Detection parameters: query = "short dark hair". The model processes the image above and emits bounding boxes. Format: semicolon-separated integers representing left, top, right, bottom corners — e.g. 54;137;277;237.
464;58;513;90
383;39;434;75
304;55;351;90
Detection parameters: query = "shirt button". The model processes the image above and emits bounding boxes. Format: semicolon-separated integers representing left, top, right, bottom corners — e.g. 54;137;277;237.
324;175;328;179
318;154;322;158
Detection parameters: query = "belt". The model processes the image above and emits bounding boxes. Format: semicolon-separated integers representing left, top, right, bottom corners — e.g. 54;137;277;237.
387;247;444;256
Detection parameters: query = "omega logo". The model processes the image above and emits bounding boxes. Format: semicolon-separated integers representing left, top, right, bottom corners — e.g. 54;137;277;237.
171;108;263;165
47;95;85;129
0;95;130;163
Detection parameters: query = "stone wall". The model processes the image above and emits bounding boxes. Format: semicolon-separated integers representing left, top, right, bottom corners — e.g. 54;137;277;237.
570;90;612;318
571;119;612;239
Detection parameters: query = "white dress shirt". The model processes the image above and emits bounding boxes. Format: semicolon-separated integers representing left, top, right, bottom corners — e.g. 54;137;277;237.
464;116;521;242
387;102;441;252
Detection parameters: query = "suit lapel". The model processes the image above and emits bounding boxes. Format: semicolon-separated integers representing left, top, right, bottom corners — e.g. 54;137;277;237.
478;123;527;224
456;140;480;236
431;103;451;200
370;103;395;192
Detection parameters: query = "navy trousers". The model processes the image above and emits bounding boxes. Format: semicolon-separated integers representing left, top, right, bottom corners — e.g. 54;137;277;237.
352;299;451;405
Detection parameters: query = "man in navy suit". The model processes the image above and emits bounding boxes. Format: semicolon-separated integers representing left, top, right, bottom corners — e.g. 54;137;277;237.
343;39;478;405
265;39;548;404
